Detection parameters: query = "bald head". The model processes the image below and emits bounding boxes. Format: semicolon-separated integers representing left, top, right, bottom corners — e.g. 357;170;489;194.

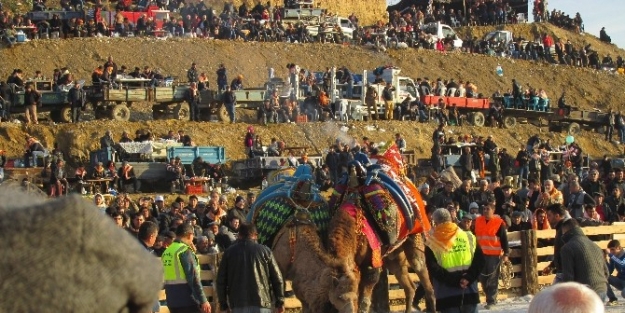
528;282;604;313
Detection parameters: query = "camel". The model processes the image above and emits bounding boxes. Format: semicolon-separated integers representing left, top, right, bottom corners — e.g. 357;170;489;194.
272;209;358;313
272;208;421;313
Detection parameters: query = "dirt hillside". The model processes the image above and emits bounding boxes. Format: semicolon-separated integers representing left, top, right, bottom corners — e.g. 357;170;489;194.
1;23;624;166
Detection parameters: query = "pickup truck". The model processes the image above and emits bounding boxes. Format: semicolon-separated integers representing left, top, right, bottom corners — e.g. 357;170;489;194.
421;22;463;49
305;16;355;41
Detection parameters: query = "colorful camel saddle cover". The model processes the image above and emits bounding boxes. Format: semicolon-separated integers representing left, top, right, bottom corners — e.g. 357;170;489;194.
251;196;331;246
248;164;331;246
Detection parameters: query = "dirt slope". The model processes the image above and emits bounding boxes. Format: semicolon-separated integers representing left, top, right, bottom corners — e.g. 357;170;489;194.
1;23;624;166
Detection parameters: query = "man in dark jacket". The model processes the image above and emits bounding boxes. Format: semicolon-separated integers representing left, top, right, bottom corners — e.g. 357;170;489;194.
516;146;529;188
542;203;571;281
217;223;285;313
559;219;609;300
223;85;236;123
459;146;473;180
24;82;40;124
68;82;83;123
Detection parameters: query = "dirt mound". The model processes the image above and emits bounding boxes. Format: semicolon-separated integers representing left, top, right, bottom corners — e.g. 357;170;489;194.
2;118;622;170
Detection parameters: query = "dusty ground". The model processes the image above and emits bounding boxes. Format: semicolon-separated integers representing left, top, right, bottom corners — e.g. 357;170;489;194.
1;23;624;168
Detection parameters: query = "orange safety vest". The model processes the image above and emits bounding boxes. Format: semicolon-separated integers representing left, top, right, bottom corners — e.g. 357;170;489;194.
475;216;504;256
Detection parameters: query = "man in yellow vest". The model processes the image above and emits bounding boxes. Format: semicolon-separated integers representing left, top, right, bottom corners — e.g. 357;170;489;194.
426;208;485;313
162;224;212;313
474;199;509;310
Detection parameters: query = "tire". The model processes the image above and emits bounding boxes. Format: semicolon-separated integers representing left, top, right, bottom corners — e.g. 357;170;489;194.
174;103;190;120
503;116;517;129
218;105;230;123
152;109;165;120
59;106;72;123
471;112;485;127
110;105;130;121
567;122;581;135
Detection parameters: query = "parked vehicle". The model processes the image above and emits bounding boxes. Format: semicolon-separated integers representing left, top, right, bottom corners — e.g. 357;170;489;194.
421;22;463;48
2;80;76;123
305;15;356;41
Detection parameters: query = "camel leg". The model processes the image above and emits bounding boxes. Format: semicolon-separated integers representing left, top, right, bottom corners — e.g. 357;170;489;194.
385;251;416;313
357;266;379;313
404;235;436;313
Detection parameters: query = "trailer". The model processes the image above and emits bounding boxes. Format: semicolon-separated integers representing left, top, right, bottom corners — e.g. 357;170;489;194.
3;80;75;123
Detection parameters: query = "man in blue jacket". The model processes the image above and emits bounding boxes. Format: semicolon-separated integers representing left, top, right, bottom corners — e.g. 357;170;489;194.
606;239;625;305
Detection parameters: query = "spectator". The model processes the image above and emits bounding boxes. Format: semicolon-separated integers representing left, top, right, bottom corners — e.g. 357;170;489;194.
559;219;609;300
217;223;285;313
162;224;212;313
425;208;484;313
542;203;571;282
216;63;227;91
475;198;509;310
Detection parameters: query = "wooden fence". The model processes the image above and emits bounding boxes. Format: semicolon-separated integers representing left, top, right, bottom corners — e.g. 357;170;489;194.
157;224;625;312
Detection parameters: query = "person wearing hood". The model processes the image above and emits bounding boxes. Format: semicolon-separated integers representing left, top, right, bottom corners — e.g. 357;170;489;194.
425;208;485;313
559;218;609;301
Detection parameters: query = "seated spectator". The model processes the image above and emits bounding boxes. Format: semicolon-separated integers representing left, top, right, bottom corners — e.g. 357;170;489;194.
23;136;45;168
118;161;140;193
600;27;611;43
267;138;280;156
508;211;532;232
49;159;68;197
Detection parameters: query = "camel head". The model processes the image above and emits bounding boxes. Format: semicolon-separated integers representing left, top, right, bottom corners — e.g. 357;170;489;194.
326;263;359;313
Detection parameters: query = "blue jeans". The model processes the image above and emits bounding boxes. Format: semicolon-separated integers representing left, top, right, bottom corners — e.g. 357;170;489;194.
518;165;529;187
440;305;478;313
607;276;625;301
225;102;235;123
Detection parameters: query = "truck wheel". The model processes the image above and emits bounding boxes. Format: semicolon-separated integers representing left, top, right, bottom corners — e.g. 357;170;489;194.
174;103;190;120
110;105;131;121
59;106;72;123
218;105;230;123
567;122;581;135
503;116;517;129
471;112;485;127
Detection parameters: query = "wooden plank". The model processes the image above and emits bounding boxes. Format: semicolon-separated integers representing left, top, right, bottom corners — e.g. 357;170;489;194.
538;274;556;285
106;89;128;101
389;289;406;300
595;240;611;249
582;225;625;236
507;231;522;241
537;261;552;271
200;270;215;280
197;254;219;263
536;229;556;239
613;233;625;240
537;246;554;257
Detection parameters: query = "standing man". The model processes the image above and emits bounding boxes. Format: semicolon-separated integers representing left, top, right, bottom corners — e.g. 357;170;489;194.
541;203;571;282
162;224;212;313
395;133;406;152
559;219;609;301
187;62;199;83
606;109;615;142
223;85;236;123
186;82;201;122
365;83;378;120
24;82;40;125
216;64;228;91
217;223;285;313
426;208;484;313
474;199;509;310
382;82;395;120
139;221;162;313
68;81;82;123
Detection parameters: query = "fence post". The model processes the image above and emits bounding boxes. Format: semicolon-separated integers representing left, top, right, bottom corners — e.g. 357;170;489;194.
520;229;538;295
371;268;390;313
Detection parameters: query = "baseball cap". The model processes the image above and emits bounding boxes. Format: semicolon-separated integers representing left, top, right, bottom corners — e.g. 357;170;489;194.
469;202;479;210
462;214;475;221
155;195;164;202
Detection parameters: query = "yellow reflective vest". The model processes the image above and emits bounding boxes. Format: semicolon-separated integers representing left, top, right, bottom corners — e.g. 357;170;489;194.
433;230;476;272
162;241;198;285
